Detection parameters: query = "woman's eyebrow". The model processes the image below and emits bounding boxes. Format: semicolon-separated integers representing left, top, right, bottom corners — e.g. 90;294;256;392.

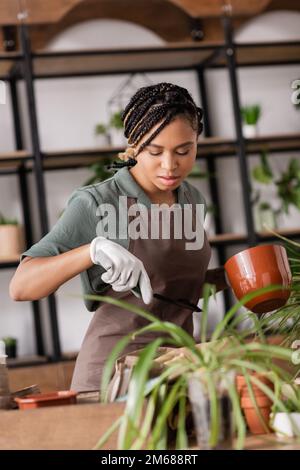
146;141;194;149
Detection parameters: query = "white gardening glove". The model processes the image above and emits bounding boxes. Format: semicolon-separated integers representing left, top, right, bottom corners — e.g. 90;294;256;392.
90;236;153;305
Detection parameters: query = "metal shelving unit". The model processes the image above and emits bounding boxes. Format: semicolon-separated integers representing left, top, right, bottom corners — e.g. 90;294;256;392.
1;14;300;362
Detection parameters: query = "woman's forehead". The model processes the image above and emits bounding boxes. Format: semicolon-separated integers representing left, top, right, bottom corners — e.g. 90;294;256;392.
139;116;197;147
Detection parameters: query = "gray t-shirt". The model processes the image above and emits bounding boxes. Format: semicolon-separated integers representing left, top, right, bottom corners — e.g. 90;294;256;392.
21;167;207;311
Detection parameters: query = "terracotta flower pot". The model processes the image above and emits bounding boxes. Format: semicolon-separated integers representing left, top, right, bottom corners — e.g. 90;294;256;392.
225;244;291;314
0;225;24;260
241;395;272;434
236;373;274;399
14;391;77;410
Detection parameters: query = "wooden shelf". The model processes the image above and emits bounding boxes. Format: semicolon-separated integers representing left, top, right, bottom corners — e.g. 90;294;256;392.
259;227;300;241
31;43;223;77
31;41;300;77
0;150;32;170
245;133;300;154
209;232;246;245
0;52;22;79
7;352;77;369
209;227;300;247
208;41;300;68
7;355;48;368
37;133;300;170
198;133;300;157
2;40;299;80
0;133;298;173
234;41;300;67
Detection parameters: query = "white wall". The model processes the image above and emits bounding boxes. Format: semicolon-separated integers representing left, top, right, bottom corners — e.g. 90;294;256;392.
1;12;299;355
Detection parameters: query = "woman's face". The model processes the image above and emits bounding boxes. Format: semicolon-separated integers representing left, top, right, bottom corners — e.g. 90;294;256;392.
130;115;198;195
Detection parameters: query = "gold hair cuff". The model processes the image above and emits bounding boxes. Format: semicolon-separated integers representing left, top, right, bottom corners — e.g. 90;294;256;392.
118;147;136;162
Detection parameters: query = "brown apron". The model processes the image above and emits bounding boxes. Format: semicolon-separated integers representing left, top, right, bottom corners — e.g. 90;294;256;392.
71;192;211;392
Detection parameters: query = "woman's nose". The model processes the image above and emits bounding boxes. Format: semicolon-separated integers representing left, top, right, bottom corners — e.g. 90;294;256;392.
160;153;177;171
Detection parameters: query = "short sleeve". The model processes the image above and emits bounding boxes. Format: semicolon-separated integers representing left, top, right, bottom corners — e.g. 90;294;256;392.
21;190;97;259
21;189;108;312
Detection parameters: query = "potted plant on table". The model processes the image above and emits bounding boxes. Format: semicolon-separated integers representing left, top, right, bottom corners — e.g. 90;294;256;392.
85;281;296;450
241;104;261;138
271;384;300;437
0;213;24;260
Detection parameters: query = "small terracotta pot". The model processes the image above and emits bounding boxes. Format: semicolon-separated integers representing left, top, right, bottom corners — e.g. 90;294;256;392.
236;373;273;399
14;391;77;410
241;395;272;434
0;225;24;260
225;244;291;314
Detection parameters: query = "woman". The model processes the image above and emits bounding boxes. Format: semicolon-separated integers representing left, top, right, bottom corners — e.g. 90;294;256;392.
9;82;228;392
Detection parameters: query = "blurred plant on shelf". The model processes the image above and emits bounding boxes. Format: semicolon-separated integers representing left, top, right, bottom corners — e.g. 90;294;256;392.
252;150;273;186
241;104;261;138
83;159;112;186
107;73;153;147
108;110;127;147
109;111;124;130
95;123;108;135
0;212;18;225
253;201;277;232
276;158;300;215
2;337;17;359
94;122;110;147
251;151;300;230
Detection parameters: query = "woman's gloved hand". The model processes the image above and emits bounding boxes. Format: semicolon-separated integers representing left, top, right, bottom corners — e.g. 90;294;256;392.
89;236;153;304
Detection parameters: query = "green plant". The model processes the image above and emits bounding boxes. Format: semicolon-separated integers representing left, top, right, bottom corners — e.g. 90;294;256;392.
276;158;300;214
251;151;300;217
273;398;300;414
252;151;273;185
259;202;272;211
85;283;297;450
109;111;124;130
0;212;18;225
2;336;18;358
95;123;108;135
83;160;112;186
257;229;300;350
2;337;17;347
241;105;261;125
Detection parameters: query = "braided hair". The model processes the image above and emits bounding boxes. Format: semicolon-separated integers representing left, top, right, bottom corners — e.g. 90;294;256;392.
108;82;203;169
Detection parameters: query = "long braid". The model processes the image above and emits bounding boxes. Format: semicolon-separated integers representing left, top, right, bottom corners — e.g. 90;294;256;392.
108;82;203;170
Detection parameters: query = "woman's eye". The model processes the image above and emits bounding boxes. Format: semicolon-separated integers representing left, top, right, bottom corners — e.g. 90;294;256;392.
149;152;162;156
176;150;190;156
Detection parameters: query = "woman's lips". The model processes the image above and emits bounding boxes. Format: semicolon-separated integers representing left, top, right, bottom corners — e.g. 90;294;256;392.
158;176;180;186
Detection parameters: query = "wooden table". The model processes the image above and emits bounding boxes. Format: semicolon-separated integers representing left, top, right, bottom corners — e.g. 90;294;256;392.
0;401;300;450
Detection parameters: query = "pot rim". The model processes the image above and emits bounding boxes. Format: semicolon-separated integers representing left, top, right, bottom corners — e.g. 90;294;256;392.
225;243;286;269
